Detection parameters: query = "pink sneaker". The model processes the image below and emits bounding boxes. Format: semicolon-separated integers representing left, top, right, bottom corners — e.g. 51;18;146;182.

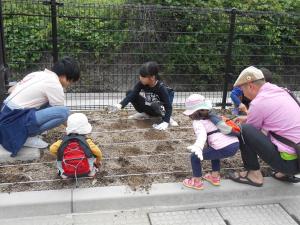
203;173;220;186
183;178;204;190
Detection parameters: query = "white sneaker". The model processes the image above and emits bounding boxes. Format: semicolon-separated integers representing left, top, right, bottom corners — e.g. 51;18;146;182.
128;112;150;120
23;136;49;148
169;118;179;127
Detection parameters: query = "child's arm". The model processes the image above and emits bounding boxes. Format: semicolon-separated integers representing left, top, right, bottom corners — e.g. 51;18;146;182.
231;87;248;114
192;121;207;150
187;121;207;160
119;82;143;108
109;82;143;113
209;112;240;136
86;139;103;163
230;87;243;107
49;140;63;156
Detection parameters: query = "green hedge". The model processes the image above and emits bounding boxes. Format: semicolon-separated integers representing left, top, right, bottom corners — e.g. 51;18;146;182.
128;0;300;90
3;0;127;74
2;0;300;90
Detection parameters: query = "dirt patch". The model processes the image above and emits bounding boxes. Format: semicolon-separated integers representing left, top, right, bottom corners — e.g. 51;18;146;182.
109;120;133;130
154;143;175;153
40;151;56;162
135;119;159;129
0;173;32;183
125;175;153;192
120;147;141;156
42;127;64;144
144;130;168;140
117;156;130;167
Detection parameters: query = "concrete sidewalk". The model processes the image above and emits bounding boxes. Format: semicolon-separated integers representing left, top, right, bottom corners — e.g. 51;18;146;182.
64;92;233;109
0;178;300;224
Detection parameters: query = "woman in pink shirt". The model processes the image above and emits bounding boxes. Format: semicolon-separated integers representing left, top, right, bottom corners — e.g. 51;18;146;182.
182;94;239;190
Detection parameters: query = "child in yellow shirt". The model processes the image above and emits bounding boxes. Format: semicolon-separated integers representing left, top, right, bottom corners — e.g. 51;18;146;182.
50;113;102;179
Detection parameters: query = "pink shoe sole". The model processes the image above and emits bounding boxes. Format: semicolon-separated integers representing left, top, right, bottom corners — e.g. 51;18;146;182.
203;173;220;186
182;179;204;190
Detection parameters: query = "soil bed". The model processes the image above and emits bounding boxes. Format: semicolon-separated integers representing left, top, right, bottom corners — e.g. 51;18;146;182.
0;109;270;193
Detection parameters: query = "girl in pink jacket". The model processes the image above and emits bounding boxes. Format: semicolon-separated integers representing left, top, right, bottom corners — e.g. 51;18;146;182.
182;94;239;190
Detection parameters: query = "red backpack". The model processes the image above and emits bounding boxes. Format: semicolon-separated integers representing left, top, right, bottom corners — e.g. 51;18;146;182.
57;134;93;178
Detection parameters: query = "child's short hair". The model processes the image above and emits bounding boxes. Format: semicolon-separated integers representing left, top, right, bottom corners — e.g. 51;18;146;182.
139;61;160;79
52;56;80;82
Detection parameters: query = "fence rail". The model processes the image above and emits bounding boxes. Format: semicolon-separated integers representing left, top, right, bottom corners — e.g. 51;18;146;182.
0;0;299;109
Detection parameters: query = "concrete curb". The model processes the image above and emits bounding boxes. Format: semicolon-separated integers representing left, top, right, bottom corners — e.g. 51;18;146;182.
0;146;40;163
0;178;299;219
0;189;72;218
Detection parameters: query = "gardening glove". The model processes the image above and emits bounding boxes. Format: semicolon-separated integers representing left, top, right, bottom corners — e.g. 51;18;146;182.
152;121;169;130
108;103;122;113
187;145;203;160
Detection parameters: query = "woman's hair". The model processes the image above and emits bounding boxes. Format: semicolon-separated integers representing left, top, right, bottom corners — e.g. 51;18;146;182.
139;61;161;80
52;56;80;82
189;109;210;120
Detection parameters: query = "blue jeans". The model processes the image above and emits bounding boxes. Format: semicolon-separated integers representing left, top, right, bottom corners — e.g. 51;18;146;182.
29;106;70;136
191;142;239;177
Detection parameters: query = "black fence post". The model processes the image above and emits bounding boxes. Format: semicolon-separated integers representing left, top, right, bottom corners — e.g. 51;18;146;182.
222;8;237;109
0;0;8;105
43;0;62;63
50;0;59;63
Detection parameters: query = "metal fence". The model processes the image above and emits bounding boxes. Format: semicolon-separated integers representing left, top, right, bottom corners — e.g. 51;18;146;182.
0;0;299;109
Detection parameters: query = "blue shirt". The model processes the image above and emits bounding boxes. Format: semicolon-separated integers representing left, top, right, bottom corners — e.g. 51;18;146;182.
230;87;243;106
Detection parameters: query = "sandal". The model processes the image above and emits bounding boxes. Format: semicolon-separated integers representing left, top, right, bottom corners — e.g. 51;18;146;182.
183;178;204;190
228;171;263;187
203;173;220;186
271;171;300;183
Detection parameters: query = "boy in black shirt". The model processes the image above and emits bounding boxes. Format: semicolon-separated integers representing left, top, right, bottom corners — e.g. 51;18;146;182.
110;61;178;130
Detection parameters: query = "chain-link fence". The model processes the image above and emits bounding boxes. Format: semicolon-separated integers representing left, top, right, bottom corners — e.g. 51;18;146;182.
1;0;299;109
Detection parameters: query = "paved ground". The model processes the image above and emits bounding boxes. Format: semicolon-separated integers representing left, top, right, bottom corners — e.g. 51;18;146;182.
64;91;300;110
0;145;40;163
0;178;299;225
1;199;300;225
64;92;232;110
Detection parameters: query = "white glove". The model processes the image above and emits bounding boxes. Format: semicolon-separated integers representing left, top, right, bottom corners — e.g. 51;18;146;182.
152;122;169;130
108;103;122;113
187;145;203;160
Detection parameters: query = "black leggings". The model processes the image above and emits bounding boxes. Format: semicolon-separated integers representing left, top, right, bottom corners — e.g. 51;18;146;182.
239;124;298;175
126;90;163;117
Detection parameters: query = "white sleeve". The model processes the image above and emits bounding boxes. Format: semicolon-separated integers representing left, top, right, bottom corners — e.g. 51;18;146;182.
192;121;207;150
45;81;65;106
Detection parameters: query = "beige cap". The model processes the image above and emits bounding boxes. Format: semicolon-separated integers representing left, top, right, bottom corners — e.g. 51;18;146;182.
234;66;265;87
